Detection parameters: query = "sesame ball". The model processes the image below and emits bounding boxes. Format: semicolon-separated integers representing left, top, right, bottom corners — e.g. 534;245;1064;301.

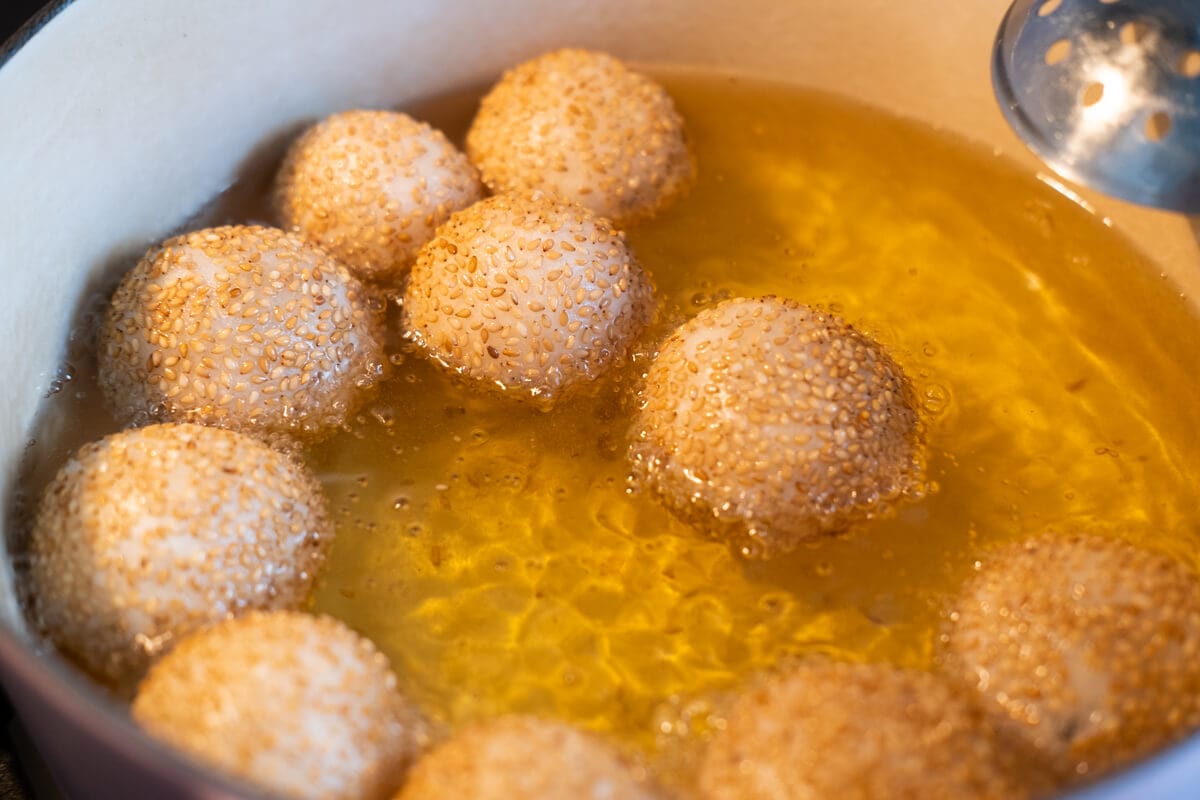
629;296;924;557
99;225;386;443
941;534;1200;783
133;611;425;800
394;716;660;800
698;660;1024;800
467;49;693;223
402;193;655;404
28;423;331;685
276;110;484;281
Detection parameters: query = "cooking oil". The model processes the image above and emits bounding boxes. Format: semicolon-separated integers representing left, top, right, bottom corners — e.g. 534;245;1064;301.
308;72;1200;753
13;70;1200;771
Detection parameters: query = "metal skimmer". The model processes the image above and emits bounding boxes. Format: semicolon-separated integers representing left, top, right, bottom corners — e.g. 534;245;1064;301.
994;0;1200;211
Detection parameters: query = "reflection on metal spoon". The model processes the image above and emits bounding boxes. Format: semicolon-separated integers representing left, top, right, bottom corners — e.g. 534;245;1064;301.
994;0;1200;212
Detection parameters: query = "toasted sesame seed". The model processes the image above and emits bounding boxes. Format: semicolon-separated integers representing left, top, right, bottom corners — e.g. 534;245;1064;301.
403;193;655;405
276;110;483;281
98;225;386;444
395;715;659;800
628;296;925;557
133;611;425;800
466;49;693;223
28;423;332;685
940;534;1200;783
699;660;1025;800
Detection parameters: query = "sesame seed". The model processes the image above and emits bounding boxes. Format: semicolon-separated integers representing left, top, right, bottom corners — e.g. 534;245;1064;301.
466;49;693;223
133;611;426;800
403;193;655;405
629;296;925;557
276;110;483;281
98;225;386;444
395;716;656;800
941;534;1200;783
700;660;1024;799
28;423;332;685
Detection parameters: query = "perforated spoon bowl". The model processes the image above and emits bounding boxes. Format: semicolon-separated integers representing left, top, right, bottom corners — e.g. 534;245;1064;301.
994;0;1200;211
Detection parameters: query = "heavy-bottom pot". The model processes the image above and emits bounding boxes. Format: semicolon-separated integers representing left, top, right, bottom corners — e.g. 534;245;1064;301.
1;1;1197;797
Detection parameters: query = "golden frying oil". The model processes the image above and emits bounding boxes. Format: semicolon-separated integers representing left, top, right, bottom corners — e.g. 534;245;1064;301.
307;72;1200;755
13;69;1200;773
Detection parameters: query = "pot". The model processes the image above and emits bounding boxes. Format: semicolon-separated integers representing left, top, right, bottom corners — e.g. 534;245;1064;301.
0;1;1197;798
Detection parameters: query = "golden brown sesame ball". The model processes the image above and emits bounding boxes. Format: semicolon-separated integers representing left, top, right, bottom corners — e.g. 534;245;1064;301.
629;296;924;557
698;660;1025;800
394;716;659;800
941;534;1200;783
99;224;386;443
28;423;331;685
402;193;655;404
276;110;484;281
133;611;425;800
466;49;693;223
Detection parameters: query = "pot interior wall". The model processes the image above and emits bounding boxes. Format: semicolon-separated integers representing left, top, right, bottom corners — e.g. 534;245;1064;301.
0;0;1197;795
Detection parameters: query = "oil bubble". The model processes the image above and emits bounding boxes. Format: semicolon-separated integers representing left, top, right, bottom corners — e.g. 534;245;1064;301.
922;383;951;416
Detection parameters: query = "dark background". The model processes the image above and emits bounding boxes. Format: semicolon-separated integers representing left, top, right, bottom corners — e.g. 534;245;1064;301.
2;1;54;51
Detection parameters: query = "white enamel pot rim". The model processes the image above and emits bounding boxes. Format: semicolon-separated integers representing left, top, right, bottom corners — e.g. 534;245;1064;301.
1;1;1199;798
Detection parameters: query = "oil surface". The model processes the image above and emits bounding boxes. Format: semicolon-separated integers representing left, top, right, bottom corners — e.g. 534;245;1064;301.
308;72;1200;753
12;70;1200;772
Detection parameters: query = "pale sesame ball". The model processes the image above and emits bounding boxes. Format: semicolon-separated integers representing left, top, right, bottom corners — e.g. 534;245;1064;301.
395;716;660;800
467;49;693;223
99;224;385;443
699;660;1024;800
28;423;331;685
276;110;484;281
629;296;924;557
941;534;1200;783
133;611;425;800
402;193;655;403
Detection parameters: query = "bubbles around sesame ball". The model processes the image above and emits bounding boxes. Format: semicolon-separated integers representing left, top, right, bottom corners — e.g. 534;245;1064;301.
402;193;655;404
941;534;1200;783
99;225;385;444
394;716;660;800
276;110;484;281
629;296;924;558
133;611;425;800
28;423;331;685
467;49;693;223
698;660;1024;800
